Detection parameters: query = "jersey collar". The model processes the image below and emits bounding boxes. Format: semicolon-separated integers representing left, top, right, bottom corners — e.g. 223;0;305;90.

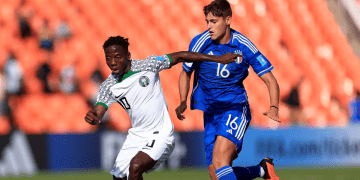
211;29;238;47
227;29;238;47
112;70;140;83
111;60;140;83
121;70;139;82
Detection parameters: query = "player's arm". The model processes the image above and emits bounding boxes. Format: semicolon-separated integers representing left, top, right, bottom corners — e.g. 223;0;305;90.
85;76;115;125
260;71;281;122
241;34;279;122
84;104;106;125
176;69;192;120
168;51;240;66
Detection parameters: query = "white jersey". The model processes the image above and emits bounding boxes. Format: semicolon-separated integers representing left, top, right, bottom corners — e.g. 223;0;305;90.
96;55;174;139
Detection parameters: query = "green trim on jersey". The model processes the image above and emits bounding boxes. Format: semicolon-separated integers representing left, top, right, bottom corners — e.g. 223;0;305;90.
166;54;173;67
120;70;140;82
95;102;108;109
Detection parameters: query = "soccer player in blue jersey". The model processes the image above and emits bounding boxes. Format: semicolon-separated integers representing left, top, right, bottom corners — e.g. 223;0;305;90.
176;0;280;179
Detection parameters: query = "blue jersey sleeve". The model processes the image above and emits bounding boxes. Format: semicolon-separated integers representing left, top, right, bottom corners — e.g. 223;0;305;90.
182;38;198;73
233;32;273;76
183;31;210;73
249;52;273;76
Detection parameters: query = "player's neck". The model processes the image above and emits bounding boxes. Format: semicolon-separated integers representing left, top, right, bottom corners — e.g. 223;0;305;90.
118;60;132;77
216;27;231;44
123;60;131;75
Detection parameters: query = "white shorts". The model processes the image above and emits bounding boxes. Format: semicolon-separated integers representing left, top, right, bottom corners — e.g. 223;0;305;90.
110;133;175;178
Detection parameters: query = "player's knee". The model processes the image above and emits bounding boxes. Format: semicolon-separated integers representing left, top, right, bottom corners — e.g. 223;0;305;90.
129;158;145;174
212;152;232;168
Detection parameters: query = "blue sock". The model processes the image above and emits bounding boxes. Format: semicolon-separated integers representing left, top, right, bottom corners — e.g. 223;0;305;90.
233;166;261;180
215;165;237;180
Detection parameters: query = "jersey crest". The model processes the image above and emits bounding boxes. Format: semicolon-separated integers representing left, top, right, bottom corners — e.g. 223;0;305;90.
234;50;243;64
139;76;150;87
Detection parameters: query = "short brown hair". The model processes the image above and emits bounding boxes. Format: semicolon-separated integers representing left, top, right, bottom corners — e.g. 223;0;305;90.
203;0;232;18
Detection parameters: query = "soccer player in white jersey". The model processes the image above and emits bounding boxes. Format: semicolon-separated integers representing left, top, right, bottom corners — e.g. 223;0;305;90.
84;36;241;180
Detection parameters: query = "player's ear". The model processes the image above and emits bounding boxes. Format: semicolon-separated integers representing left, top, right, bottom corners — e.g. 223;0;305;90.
226;16;232;26
127;51;131;60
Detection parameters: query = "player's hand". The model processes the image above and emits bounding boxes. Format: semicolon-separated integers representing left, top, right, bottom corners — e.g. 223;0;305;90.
263;107;281;123
175;101;187;120
218;52;243;64
85;109;101;125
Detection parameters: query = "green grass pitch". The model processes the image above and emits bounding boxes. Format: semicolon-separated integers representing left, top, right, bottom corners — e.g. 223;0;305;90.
2;167;359;179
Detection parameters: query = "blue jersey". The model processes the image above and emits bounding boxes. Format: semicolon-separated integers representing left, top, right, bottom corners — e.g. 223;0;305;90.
183;29;273;113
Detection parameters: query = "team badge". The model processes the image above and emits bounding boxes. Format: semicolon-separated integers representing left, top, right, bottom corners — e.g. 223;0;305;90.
139;76;150;87
234;50;243;64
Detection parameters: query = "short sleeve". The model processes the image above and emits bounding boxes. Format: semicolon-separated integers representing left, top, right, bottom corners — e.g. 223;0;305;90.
182;62;195;73
131;55;172;73
249;52;274;76
95;75;116;109
183;31;210;73
233;33;273;76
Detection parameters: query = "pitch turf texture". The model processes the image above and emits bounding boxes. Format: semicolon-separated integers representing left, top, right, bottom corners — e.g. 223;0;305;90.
3;167;359;179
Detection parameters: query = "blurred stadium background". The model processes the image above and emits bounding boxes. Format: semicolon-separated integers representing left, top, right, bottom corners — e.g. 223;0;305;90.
0;0;360;179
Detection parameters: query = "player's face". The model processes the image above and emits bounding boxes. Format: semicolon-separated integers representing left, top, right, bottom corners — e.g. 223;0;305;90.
205;12;231;43
104;45;131;75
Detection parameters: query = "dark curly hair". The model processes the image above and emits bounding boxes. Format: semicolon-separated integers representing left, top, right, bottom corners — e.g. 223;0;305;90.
203;0;232;18
102;36;130;52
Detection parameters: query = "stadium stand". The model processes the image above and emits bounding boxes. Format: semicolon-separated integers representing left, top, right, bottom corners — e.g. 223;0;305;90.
0;0;359;133
0;116;11;135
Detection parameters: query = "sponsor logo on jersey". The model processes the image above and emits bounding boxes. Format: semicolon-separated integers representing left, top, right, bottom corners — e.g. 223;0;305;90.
226;129;233;135
115;93;123;98
139;76;150;87
208;51;214;55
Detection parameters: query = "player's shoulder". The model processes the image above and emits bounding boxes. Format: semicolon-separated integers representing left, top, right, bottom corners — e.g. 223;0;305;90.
100;73;117;88
130;58;143;66
144;54;169;61
130;58;147;69
191;30;210;41
189;30;212;52
131;55;169;68
231;29;259;54
231;29;251;44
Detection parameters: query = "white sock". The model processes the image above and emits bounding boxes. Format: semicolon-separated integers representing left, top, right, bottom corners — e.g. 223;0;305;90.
259;166;265;178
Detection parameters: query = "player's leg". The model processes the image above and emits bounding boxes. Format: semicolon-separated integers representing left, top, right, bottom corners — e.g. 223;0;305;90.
213;135;238;168
203;113;218;180
213;136;263;180
128;135;175;180
208;164;218;180
212;105;264;180
111;136;143;179
212;135;238;179
128;151;156;180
